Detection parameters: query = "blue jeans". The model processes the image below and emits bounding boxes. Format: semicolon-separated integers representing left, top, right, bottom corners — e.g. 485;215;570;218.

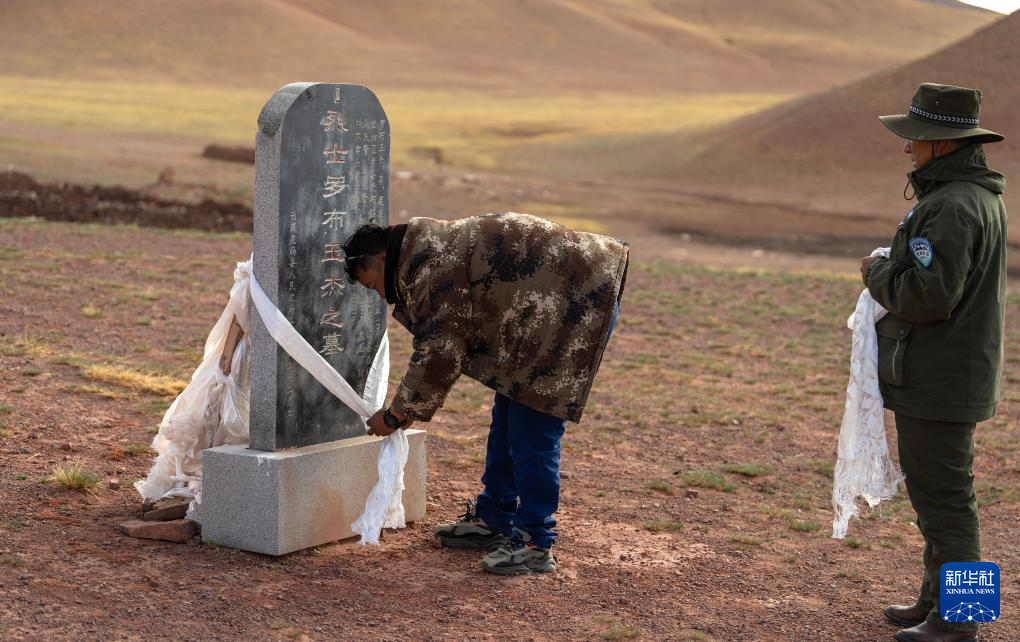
475;299;619;548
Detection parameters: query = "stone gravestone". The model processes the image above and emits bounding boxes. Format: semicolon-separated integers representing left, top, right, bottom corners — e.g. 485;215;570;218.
198;83;426;555
249;82;389;451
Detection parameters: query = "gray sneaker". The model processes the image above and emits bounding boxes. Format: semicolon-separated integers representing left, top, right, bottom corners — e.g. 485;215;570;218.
480;528;556;575
435;499;509;551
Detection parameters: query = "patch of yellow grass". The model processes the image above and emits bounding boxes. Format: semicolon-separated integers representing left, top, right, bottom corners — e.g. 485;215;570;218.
52;463;100;491
382;89;787;170
514;202;610;234
0;75;787;175
81;304;105;319
62;383;136;400
82;364;186;397
430;429;481;448
0;334;55;358
0;75;264;142
546;215;609;234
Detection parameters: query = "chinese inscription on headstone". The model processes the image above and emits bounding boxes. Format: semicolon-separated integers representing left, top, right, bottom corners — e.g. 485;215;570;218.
250;83;389;451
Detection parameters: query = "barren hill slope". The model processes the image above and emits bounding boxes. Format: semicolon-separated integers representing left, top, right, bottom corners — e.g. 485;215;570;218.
0;0;995;93
672;10;1018;218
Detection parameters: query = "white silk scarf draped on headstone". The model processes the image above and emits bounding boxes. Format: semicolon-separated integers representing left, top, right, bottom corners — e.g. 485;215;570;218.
248;264;408;544
831;247;903;538
134;260;253;510
138;258;407;544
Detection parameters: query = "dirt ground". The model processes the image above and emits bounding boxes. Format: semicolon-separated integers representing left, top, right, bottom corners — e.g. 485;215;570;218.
1;200;1019;640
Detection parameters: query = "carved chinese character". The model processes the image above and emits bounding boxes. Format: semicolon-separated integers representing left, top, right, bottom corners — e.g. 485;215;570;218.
321;243;344;262
321;210;346;230
320;333;344;356
322;110;349;133
323;143;350;165
323;175;346;197
320;308;345;329
320;277;345;296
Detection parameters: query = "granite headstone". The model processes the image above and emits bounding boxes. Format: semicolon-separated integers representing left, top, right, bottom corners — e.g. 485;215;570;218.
250;83;389;451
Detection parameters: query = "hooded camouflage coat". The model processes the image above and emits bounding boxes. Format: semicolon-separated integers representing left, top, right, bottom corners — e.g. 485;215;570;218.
387;213;629;423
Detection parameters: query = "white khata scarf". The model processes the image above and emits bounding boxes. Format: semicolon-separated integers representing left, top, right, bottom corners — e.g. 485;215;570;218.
831;247;904;538
138;257;405;545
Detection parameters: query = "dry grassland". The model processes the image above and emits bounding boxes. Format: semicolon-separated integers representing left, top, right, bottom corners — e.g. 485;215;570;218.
0;75;785;188
1;218;1019;640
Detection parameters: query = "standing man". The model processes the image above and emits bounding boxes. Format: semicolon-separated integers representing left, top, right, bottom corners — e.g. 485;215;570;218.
343;213;628;575
861;83;1006;642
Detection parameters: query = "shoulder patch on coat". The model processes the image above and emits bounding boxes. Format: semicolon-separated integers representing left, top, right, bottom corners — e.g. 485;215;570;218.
908;237;933;268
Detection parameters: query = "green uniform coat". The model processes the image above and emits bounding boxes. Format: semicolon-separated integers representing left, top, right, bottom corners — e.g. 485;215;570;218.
865;143;1007;422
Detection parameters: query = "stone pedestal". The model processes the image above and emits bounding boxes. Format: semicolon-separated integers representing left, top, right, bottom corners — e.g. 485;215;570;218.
197;430;426;555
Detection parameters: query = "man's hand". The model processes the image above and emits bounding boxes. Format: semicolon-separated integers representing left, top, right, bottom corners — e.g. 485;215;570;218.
366;407;415;437
366;409;394;437
860;256;881;282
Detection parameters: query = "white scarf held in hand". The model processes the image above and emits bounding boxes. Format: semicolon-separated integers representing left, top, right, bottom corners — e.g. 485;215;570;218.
832;247;903;538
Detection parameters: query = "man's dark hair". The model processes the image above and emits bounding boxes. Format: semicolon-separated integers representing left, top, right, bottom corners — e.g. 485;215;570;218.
342;224;390;281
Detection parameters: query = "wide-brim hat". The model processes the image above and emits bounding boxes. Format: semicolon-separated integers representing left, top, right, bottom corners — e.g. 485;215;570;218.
879;83;1004;144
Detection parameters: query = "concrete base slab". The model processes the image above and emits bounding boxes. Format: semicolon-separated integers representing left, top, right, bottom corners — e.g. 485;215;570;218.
197;429;426;555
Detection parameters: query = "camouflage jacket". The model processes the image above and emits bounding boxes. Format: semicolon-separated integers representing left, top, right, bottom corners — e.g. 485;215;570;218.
388;213;629;423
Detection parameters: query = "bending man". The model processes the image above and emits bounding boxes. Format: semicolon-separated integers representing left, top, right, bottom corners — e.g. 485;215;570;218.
343;212;628;575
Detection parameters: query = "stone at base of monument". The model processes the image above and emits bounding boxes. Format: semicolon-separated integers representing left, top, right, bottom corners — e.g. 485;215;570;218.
197;430;426;555
120;519;200;543
140;495;191;521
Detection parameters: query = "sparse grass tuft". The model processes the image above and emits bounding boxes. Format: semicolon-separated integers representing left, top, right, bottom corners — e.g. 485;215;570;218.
787;519;822;533
836;569;859;579
62;383;136;400
679;470;736;493
2;515;23;531
760;504;795;520
51;463;100;491
643;520;683;533
268;622;309;640
721;463;773;477
81;304;105;319
1;335;53;358
602;624;642;641
807;458;835;477
430;429;481;448
82;364;186;397
843;537;868;550
0;403;14;415
730;534;763;546
137;286;161;301
0;554;27;567
49;355;85;367
645;479;671;494
124;443;153;456
761;504;823;533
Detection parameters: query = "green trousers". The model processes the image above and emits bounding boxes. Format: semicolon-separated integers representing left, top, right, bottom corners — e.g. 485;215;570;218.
895;413;981;633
